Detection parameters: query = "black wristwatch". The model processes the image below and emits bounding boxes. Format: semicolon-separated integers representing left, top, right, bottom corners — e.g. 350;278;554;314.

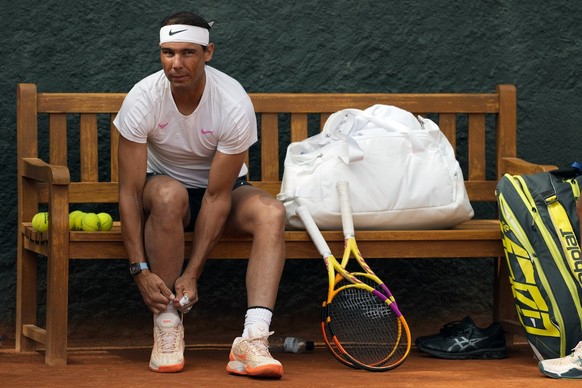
129;262;149;276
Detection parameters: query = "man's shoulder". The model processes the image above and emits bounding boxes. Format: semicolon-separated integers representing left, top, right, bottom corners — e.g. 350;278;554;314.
206;66;247;94
122;70;167;109
205;66;252;113
205;65;236;81
131;70;168;95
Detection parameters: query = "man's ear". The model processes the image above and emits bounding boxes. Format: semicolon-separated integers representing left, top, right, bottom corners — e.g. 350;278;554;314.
205;43;215;63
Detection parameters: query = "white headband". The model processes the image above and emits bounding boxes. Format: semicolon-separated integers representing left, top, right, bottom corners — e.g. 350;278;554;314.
160;24;210;46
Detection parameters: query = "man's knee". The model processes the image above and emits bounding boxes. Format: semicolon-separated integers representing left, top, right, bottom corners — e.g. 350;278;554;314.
257;197;286;229
146;180;189;217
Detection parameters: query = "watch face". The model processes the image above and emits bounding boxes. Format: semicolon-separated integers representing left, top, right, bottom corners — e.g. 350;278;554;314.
130;263;144;276
129;263;139;275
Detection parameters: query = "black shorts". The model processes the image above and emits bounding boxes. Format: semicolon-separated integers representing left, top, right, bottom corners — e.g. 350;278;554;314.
185;177;251;231
145;174;251;231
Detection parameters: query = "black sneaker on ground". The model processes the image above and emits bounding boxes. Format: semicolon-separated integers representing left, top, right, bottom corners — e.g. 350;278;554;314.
415;316;507;359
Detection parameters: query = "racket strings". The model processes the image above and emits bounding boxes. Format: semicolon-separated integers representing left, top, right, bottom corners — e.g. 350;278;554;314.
328;286;409;368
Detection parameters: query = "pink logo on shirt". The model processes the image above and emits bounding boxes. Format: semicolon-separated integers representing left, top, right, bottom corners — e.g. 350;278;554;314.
200;129;214;135
157;122;169;129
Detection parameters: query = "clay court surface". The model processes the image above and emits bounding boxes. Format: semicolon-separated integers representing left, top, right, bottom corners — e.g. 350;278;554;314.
1;339;580;387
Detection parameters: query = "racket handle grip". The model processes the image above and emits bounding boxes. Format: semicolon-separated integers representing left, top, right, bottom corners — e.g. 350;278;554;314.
296;206;333;258
336;181;355;237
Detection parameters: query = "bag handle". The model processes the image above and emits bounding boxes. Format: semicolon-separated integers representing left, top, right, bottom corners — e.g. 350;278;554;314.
550;162;582;179
323;108;424;153
318;109;364;163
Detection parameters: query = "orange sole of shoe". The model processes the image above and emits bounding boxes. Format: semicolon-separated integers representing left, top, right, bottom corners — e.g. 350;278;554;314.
149;362;185;373
245;364;284;379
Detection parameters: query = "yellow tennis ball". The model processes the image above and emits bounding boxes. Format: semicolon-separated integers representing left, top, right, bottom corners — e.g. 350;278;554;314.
69;210;84;231
31;213;41;228
32;212;49;232
73;211;86;231
97;212;113;231
81;213;101;231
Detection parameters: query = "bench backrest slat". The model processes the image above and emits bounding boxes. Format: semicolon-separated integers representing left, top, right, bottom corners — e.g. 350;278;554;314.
260;113;279;181
37;93;126;113
468;113;486;181
80;113;99;182
439;113;457;150
18;83;516;211
290;113;308;143
110;116;119;182
496;84;517;161
249;93;500;113
49;114;67;166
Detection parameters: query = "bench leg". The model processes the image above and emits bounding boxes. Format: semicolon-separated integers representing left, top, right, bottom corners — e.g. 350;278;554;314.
495;255;522;345
44;245;69;366
42;185;71;366
16;237;38;353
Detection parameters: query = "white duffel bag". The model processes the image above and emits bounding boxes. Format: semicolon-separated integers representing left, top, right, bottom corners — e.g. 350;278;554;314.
277;104;474;230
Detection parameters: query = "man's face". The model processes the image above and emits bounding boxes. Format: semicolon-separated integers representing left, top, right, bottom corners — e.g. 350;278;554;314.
160;42;214;92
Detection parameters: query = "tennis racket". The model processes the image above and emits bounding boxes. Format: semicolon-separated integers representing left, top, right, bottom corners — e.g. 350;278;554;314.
335;181;411;369
296;181;411;371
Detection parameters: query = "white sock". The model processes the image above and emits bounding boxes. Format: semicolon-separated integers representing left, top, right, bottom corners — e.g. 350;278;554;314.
242;307;272;338
154;301;179;326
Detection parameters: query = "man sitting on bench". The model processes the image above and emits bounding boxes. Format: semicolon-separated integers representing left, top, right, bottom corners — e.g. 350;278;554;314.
114;10;286;378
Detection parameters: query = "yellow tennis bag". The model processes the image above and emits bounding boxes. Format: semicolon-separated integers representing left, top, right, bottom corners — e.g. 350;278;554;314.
496;165;582;360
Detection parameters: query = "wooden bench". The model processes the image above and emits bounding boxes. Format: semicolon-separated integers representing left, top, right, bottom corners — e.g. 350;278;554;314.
16;83;555;365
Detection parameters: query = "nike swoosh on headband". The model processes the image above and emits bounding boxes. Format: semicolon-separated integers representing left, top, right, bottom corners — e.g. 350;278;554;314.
160;25;210;45
169;29;187;36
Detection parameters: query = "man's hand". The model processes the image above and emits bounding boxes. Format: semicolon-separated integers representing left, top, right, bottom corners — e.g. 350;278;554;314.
174;275;199;313
134;271;177;314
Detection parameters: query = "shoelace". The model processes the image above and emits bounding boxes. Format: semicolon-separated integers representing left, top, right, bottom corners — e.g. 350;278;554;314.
157;327;181;353
440;321;467;337
244;331;274;357
567;341;582;361
549;341;582;365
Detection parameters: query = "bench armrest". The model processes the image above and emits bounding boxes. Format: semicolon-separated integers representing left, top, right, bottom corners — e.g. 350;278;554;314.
21;158;70;185
500;157;557;176
19;158;71;240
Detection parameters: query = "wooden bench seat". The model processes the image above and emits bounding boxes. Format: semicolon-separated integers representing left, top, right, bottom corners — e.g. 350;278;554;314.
22;219;504;259
16;83;555;365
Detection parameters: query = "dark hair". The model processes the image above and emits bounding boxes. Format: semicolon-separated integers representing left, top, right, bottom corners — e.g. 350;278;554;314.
161;11;212;30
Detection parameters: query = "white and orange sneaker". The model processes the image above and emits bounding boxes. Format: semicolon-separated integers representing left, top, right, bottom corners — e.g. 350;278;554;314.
226;325;283;378
149;308;185;373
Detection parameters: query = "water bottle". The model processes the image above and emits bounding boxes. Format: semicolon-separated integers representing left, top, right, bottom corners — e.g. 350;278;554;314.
269;336;314;353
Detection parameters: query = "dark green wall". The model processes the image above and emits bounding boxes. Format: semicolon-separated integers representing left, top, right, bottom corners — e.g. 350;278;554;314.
1;1;581;342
